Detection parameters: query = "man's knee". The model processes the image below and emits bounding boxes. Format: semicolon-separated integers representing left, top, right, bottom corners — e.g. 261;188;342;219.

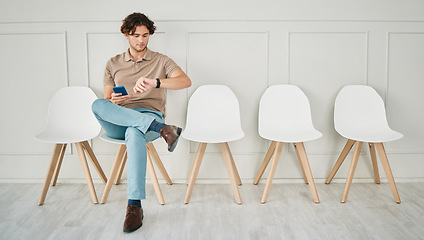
91;98;109;113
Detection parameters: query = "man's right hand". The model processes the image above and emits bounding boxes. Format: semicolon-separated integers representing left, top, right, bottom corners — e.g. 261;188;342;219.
110;92;130;105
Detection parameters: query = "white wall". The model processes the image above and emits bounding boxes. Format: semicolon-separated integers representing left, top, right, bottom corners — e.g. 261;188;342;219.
1;0;423;183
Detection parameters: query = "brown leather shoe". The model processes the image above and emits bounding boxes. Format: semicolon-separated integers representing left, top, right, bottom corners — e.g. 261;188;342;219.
160;125;182;152
123;205;143;233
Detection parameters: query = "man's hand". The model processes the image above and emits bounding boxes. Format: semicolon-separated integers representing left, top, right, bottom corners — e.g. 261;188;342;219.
133;77;156;93
110;92;130;105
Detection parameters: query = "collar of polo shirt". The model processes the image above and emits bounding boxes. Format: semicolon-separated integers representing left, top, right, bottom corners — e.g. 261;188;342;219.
124;48;152;63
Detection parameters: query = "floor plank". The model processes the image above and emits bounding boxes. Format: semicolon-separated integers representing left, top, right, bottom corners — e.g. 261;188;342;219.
0;182;423;240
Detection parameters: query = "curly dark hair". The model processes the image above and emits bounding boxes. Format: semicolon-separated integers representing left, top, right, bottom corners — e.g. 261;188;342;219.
120;12;156;35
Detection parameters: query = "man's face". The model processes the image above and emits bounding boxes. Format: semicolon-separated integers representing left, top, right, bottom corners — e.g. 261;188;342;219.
125;25;150;53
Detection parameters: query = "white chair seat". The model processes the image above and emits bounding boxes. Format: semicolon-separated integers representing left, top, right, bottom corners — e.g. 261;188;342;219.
338;127;403;143
36;129;100;144
100;134;125;144
260;127;322;143
182;127;244;143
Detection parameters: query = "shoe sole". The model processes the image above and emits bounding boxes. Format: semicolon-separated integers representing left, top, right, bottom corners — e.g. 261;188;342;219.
168;127;182;152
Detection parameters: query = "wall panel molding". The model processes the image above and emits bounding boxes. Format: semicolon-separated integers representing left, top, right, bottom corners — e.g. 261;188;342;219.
385;32;424;154
186;31;269;154
287;31;368;155
0;32;69;155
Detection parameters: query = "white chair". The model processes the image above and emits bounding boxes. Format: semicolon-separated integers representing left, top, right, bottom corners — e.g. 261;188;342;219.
182;85;245;204
35;86;107;205
254;85;322;203
325;85;403;203
99;134;172;205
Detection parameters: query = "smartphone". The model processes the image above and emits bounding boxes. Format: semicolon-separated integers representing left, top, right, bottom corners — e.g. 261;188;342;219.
113;86;128;96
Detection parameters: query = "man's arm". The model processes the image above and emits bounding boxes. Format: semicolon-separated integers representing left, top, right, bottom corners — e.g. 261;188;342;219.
133;68;191;93
160;68;192;90
104;85;114;100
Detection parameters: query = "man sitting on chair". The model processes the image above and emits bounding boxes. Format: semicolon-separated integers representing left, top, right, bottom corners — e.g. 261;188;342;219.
91;12;191;233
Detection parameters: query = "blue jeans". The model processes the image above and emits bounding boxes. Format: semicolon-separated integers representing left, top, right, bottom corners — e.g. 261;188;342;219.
92;99;164;200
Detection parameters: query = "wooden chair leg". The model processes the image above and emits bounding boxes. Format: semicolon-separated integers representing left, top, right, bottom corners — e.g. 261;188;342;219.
220;143;242;204
39;144;65;206
326;139;356;184
222;142;242;186
374;143;401;203
186;161;195;185
186;143;199;185
51;144;67;186
75;142;98;204
146;150;165;205
184;143;207;204
114;145;127;185
81;141;107;184
147;142;172;185
253;141;277;185
295;142;320;203
341;141;363;203
293;143;308;184
186;143;204;186
368;143;381;184
101;144;126;204
261;142;284;203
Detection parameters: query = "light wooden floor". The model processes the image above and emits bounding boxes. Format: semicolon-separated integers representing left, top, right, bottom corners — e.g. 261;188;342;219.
0;182;423;240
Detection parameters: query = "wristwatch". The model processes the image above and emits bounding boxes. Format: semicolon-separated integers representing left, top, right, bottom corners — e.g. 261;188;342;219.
155;78;161;88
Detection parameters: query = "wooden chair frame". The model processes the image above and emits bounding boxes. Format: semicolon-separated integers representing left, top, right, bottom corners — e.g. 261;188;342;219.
254;141;320;203
100;142;172;205
38;141;107;205
325;139;401;203
184;142;242;205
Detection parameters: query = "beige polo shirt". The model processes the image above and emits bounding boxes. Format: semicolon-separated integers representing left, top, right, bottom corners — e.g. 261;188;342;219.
104;48;180;117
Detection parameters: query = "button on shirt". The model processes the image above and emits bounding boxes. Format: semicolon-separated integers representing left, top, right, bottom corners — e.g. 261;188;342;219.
104;48;180;117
